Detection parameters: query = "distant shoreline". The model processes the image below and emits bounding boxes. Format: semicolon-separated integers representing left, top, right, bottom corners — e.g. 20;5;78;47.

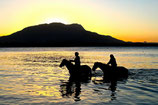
0;43;158;47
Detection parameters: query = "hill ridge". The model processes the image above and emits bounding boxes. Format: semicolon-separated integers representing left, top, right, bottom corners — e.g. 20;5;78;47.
0;22;126;46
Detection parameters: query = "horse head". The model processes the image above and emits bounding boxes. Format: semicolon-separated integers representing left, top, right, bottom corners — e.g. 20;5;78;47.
59;59;67;67
60;59;76;76
92;62;100;72
59;59;74;68
92;62;110;71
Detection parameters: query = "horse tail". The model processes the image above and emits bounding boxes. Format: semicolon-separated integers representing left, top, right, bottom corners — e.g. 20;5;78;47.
88;66;92;77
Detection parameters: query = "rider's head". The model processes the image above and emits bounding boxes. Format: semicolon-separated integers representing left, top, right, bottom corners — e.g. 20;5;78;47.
110;54;114;58
75;52;79;56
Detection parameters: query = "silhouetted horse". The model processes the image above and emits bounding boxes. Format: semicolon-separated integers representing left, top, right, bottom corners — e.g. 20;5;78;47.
92;62;128;80
59;59;92;79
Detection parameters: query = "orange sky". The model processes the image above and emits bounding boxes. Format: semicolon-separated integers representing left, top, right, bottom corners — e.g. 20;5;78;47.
0;0;158;42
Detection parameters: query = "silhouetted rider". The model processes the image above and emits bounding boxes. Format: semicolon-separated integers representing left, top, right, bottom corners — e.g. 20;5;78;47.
70;52;81;68
107;54;117;68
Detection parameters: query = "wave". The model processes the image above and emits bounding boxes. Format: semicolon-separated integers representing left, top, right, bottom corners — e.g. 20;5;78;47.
128;69;158;84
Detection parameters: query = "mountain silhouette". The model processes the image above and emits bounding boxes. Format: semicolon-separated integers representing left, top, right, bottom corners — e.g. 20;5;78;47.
0;22;156;47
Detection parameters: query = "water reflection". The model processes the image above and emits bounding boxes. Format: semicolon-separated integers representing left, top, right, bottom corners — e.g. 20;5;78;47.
60;73;127;102
92;75;127;101
92;78;117;101
109;80;117;101
60;76;91;102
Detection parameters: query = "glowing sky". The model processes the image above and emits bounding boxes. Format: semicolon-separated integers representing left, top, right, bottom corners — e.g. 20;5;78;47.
0;0;158;42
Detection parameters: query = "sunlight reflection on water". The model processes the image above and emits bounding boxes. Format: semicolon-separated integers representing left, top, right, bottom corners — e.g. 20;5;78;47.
0;47;158;104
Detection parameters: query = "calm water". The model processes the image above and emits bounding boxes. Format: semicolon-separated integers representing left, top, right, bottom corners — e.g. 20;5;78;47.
0;47;158;105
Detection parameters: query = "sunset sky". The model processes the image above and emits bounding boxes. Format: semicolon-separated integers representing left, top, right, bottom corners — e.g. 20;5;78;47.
0;0;158;42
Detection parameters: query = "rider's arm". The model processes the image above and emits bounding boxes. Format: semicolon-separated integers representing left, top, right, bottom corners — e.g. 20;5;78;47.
107;59;111;65
70;60;74;62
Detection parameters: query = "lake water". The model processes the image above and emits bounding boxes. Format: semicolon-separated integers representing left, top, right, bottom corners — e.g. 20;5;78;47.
0;47;158;105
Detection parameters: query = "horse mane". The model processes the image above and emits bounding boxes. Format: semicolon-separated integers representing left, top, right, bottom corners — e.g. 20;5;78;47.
95;62;108;66
64;59;74;66
94;62;110;69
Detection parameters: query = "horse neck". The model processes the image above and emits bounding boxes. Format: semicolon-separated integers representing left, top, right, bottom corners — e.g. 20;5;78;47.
65;61;74;73
95;62;109;70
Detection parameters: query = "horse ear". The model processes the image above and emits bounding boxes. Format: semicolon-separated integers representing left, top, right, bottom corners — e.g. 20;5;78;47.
94;62;98;65
63;59;67;62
